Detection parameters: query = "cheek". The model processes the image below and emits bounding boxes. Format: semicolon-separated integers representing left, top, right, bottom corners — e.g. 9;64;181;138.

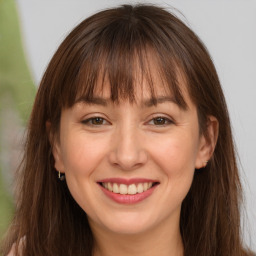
152;135;197;209
149;132;197;200
149;132;199;176
60;132;109;177
59;133;110;214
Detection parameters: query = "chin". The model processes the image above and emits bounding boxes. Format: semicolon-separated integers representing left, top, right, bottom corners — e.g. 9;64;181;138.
105;221;151;235
94;211;159;235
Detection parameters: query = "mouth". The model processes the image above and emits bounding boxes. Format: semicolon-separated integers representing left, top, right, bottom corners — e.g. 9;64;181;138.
99;181;159;195
97;178;159;204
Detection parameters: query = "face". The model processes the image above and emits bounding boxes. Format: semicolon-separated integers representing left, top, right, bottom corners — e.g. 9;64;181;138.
52;75;213;236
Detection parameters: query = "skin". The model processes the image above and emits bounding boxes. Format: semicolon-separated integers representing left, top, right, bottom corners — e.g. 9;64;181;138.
52;75;218;256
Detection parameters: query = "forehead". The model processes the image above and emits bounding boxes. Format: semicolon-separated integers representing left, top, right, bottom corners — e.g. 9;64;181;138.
75;53;191;109
94;70;169;99
61;44;190;110
75;66;192;109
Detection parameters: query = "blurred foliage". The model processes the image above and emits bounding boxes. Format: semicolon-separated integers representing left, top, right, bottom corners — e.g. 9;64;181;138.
0;0;36;239
0;173;13;240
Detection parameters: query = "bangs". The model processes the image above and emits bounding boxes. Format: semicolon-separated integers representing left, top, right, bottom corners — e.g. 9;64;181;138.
57;5;188;109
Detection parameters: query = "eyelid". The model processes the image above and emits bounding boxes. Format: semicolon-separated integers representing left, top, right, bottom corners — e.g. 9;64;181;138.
81;116;111;126
146;114;175;126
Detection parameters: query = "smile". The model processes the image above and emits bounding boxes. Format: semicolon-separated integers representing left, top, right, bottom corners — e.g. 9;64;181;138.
101;182;154;195
98;178;159;204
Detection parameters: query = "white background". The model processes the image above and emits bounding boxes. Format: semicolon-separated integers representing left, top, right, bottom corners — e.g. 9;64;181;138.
16;0;256;250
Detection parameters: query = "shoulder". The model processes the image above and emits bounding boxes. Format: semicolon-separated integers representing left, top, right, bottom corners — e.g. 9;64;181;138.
7;245;16;256
7;237;25;256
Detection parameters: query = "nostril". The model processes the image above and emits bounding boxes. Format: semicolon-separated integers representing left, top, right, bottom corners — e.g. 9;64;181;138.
108;143;148;171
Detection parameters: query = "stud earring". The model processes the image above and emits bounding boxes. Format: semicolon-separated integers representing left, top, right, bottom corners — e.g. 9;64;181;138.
58;171;65;181
204;160;208;167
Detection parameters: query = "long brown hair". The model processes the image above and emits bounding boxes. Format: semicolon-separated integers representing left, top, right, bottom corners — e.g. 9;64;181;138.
1;4;254;256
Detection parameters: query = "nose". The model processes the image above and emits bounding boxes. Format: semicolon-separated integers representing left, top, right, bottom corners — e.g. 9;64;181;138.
108;126;148;171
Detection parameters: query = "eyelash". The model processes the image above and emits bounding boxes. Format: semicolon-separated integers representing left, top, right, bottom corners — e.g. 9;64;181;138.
81;117;109;126
148;116;174;126
81;116;174;127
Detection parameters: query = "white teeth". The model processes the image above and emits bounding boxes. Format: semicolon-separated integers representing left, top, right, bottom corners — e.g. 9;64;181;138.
128;184;137;195
137;183;144;193
113;183;119;193
107;183;113;192
143;182;149;191
102;182;155;194
119;184;128;194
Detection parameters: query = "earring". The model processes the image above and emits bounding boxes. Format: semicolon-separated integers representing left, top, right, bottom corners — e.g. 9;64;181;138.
58;171;65;181
204;160;208;167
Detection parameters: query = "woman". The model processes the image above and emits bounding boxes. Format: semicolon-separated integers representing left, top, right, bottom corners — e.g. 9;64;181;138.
2;4;254;256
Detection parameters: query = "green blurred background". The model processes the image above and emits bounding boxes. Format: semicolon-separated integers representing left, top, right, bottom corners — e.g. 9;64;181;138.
0;0;35;240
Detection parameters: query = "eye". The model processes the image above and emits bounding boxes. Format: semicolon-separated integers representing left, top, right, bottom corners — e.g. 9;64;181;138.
82;117;109;126
148;116;173;126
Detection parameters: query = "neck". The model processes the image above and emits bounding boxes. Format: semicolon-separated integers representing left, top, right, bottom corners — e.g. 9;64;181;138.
90;216;184;256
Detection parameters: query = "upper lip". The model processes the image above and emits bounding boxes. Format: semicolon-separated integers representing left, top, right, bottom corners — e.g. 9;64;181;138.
97;178;159;185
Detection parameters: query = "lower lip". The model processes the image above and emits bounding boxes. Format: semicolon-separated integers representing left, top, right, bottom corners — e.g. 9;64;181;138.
99;184;158;204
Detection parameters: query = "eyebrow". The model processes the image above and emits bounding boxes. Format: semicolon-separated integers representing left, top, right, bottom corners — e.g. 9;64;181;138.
76;97;108;106
76;96;178;107
143;96;177;107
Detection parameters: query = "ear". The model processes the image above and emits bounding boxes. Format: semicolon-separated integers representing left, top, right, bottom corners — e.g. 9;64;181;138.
46;121;65;173
195;116;219;169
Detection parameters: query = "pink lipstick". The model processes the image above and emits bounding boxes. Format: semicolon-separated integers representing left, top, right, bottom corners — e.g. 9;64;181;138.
97;178;159;204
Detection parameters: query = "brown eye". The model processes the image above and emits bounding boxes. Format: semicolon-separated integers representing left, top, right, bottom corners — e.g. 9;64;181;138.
149;117;173;126
153;117;166;125
91;117;104;125
82;117;107;126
